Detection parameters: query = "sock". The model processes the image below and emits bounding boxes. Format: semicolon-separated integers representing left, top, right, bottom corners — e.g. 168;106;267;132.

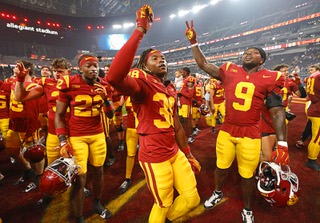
34;174;42;186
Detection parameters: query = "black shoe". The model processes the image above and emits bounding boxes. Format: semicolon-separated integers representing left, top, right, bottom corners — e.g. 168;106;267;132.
93;207;112;219
118;143;125;152
119;179;131;194
306;160;320;171
104;157;116;167
22;182;37;193
35;196;52;208
84;187;91;197
14;169;36;185
187;136;195;144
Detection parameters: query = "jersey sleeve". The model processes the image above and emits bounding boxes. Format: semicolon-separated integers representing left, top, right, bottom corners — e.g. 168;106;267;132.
268;71;285;96
56;76;71;103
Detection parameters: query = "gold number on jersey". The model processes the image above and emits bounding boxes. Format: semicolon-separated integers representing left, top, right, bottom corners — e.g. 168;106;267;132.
74;95;102;117
306;78;315;95
233;82;255;111
51;91;59;112
281;87;289;102
129;70;140;78
10;91;23;112
196;86;202;97
153;93;175;128
0;95;7;109
56;79;64;90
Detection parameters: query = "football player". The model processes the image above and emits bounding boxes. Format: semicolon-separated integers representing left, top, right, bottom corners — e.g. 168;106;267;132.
107;5;201;223
55;54;113;222
185;19;287;223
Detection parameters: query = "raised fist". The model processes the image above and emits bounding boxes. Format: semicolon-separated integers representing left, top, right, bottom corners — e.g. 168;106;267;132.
136;4;154;33
185;20;198;44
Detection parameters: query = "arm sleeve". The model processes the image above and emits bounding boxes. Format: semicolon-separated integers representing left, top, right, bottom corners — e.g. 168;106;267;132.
107;30;144;95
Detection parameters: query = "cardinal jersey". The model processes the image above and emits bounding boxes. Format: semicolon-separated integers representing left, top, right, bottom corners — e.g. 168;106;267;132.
281;79;299;108
193;83;203;107
211;81;225;104
179;77;194;106
306;71;320;117
9;81;40;134
38;77;66;135
219;62;284;138
0;89;10;119
57;75;104;137
126;68;179;163
260;105;275;134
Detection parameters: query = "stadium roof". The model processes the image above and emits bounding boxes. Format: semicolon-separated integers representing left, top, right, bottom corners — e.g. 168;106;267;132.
0;0;187;17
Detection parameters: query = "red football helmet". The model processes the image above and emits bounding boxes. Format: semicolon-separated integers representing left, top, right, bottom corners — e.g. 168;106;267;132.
39;157;78;196
257;161;300;207
0;135;5;152
21;142;45;163
199;103;210;116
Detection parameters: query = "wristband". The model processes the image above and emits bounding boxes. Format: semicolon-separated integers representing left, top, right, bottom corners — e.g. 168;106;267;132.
181;146;191;155
278;141;288;147
104;102;114;112
56;127;67;137
191;42;199;47
16;76;26;82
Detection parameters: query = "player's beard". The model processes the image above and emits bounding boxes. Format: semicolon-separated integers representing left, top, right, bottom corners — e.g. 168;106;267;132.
243;61;258;70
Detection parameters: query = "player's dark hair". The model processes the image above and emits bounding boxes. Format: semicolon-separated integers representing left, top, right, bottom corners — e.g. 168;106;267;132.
51;58;72;69
135;48;154;73
272;64;289;71
16;60;35;76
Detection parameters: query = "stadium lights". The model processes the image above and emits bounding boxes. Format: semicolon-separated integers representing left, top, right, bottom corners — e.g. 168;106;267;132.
210;0;222;5
123;22;134;28
192;4;208;13
169;14;177;19
113;24;122;29
178;10;190;17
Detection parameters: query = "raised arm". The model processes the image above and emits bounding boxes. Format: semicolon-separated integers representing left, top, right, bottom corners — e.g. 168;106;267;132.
107;5;154;95
185;20;220;78
14;62;44;101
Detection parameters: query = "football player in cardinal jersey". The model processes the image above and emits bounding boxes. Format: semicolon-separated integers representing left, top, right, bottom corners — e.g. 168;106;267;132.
305;70;320;171
5;61;41;190
55;54;113;222
185;19;287;223
107;5;201;223
14;58;91;206
209;79;225;134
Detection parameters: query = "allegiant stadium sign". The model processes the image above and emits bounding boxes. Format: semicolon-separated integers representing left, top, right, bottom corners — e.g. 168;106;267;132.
6;22;59;35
